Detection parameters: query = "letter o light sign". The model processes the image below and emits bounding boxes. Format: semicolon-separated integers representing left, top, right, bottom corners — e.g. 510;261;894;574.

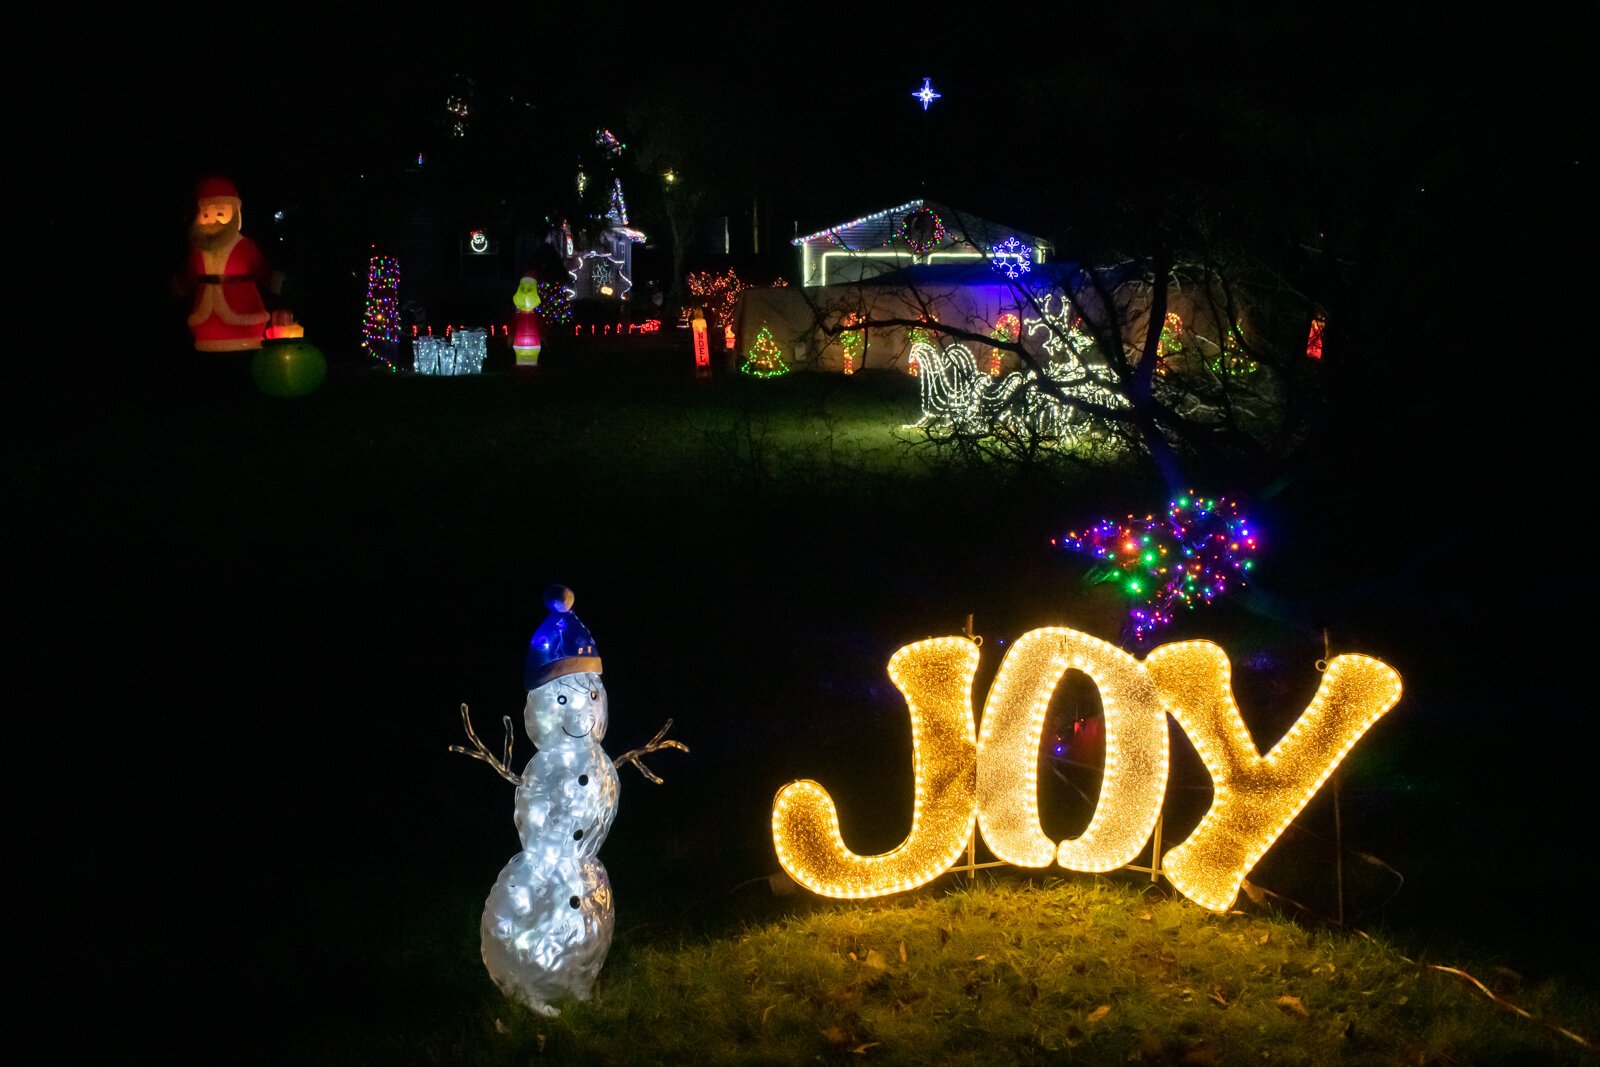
772;626;1401;912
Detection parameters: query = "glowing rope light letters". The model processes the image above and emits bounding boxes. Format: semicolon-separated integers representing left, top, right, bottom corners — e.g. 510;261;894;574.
772;638;979;899
1144;642;1402;912
977;628;1168;873
772;626;1400;908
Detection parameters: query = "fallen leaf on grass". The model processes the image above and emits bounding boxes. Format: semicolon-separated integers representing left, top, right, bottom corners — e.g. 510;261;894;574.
847;951;857;961
537;1034;546;1054
762;1004;775;1026
1257;932;1271;945
1209;991;1228;1007
1276;995;1310;1017
1137;909;1154;921
864;949;886;970
494;1018;509;1035
899;940;907;963
1087;1005;1111;1023
849;1043;882;1055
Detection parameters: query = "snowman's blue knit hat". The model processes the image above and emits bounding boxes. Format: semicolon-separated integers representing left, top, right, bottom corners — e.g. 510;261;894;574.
524;584;603;689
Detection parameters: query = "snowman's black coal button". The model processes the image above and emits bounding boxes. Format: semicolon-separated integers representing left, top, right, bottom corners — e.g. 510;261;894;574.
569;896;581;909
579;774;589;786
573;829;583;840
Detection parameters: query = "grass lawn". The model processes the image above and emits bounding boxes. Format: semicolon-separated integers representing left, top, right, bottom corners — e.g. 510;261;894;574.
23;337;1597;1062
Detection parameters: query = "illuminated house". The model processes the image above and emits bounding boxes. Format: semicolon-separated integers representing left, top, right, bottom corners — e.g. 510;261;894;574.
793;199;1049;289
735;199;1064;374
562;178;647;303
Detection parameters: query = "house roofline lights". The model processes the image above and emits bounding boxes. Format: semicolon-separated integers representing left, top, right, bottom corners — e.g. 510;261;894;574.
792;200;926;246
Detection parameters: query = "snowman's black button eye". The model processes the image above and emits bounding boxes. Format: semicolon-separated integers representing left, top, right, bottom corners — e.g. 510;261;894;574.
573;829;583;840
578;774;589;786
590;690;599;700
569;896;580;909
556;694;567;705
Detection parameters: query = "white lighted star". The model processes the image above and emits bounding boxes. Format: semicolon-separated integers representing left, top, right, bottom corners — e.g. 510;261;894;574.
912;77;941;110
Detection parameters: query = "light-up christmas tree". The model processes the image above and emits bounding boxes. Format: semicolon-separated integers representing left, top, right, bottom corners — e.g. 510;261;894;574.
361;255;401;370
740;327;789;378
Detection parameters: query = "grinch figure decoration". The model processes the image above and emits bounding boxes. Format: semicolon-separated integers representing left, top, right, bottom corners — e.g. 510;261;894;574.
512;273;543;368
182;177;281;352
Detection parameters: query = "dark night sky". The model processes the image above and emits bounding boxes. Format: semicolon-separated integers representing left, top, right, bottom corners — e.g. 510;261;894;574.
93;6;1589;245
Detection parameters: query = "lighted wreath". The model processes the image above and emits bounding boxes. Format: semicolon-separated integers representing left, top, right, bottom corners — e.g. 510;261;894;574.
900;209;946;256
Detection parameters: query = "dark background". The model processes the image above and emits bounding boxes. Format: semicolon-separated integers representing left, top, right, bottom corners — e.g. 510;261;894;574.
19;5;1597;1060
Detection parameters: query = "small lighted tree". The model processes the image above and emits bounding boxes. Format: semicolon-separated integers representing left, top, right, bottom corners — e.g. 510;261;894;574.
361;255;401;370
741;326;790;378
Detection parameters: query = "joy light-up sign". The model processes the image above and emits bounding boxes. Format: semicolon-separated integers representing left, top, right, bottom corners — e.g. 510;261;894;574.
772;626;1400;911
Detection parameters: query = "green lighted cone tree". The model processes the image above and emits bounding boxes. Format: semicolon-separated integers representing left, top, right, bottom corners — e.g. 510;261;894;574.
741;326;790;378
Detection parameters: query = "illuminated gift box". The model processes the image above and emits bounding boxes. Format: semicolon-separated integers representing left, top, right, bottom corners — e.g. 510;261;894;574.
414;329;488;375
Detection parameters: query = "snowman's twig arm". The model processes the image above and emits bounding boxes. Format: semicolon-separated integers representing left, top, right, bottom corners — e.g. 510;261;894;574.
448;703;524;785
613;719;689;785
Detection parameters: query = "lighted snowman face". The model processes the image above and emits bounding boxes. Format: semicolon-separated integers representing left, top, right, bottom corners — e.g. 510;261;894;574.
525;672;608;745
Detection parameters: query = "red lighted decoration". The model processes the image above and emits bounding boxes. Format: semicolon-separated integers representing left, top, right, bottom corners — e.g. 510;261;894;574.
724;324;736;350
183;177;278;352
1306;316;1326;359
691;308;711;378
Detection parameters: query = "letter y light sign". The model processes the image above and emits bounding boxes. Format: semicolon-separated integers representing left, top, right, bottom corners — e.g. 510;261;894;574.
772;626;1401;912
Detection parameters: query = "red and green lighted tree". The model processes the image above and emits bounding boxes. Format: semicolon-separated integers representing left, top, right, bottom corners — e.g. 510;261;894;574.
740;327;790;378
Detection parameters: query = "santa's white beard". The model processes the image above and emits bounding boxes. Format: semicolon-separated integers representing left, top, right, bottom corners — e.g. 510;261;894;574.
190;216;240;253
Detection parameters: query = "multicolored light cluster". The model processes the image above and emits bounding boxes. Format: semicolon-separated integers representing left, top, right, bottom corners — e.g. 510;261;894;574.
361;254;401;371
1053;493;1258;642
537;282;572;325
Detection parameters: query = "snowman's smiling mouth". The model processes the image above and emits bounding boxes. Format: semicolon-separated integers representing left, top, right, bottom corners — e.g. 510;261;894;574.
562;724;591;738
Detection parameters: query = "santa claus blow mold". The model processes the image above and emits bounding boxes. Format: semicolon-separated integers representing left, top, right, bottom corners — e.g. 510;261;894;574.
183;177;281;352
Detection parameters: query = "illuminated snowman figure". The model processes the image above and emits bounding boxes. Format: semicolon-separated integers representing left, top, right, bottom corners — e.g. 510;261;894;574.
453;586;684;1016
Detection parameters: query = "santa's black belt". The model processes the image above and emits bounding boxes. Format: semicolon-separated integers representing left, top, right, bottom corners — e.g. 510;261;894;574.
200;274;254;283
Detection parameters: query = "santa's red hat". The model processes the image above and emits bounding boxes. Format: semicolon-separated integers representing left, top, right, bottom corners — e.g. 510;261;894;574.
196;176;241;206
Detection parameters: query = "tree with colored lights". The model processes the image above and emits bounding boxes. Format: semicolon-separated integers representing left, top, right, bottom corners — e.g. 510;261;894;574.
740;327;789;378
361;255;401;370
686;270;748;334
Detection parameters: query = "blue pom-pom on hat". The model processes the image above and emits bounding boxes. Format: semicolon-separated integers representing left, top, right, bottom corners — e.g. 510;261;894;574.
524;584;603;689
